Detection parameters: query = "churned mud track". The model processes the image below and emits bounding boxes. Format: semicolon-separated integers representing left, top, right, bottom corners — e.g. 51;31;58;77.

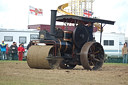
0;61;128;85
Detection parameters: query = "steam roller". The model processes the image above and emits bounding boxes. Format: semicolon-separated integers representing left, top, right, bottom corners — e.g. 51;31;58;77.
27;46;52;69
27;10;115;70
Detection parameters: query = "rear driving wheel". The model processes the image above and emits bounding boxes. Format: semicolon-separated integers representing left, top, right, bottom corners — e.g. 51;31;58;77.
80;42;104;70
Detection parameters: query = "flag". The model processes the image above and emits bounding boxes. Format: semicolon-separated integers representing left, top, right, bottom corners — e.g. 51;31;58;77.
29;6;43;16
83;9;93;18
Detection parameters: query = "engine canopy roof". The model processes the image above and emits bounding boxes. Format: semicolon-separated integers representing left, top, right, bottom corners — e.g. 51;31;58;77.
56;15;115;25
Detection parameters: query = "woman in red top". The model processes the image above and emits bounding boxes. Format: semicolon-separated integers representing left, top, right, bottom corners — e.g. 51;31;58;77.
18;44;25;61
6;44;10;60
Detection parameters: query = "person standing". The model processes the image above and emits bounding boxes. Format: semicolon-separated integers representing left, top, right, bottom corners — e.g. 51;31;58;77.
86;22;93;41
10;42;18;60
18;44;25;61
6;44;10;60
21;43;24;48
122;43;128;63
27;41;34;50
0;41;7;60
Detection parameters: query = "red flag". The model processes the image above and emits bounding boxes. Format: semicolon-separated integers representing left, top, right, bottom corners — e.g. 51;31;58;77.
29;6;43;16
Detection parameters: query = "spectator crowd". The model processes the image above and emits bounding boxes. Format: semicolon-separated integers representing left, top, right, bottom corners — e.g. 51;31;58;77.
0;41;25;61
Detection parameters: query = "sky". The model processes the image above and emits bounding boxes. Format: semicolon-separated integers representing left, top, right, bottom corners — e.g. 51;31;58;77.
93;0;128;35
0;0;128;36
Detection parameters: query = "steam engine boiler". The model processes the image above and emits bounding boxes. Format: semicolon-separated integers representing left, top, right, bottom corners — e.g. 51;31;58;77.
27;10;115;70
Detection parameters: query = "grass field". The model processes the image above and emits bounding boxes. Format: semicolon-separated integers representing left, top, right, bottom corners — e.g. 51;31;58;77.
0;61;128;85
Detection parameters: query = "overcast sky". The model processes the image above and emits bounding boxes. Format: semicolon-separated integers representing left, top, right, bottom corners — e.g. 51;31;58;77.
0;0;128;36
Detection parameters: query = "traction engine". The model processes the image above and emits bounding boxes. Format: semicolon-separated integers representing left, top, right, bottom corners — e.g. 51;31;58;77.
27;10;115;70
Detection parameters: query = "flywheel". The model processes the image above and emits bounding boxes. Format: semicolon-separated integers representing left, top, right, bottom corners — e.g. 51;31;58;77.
80;42;104;70
73;24;89;48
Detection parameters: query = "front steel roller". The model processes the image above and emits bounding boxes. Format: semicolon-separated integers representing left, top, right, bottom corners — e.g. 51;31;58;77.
27;45;52;69
80;42;104;70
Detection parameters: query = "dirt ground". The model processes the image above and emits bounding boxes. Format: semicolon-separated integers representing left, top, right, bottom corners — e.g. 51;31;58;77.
0;61;128;85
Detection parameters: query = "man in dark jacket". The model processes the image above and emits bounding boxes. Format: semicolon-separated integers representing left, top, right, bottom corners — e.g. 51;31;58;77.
10;42;18;60
27;41;35;50
86;22;93;41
